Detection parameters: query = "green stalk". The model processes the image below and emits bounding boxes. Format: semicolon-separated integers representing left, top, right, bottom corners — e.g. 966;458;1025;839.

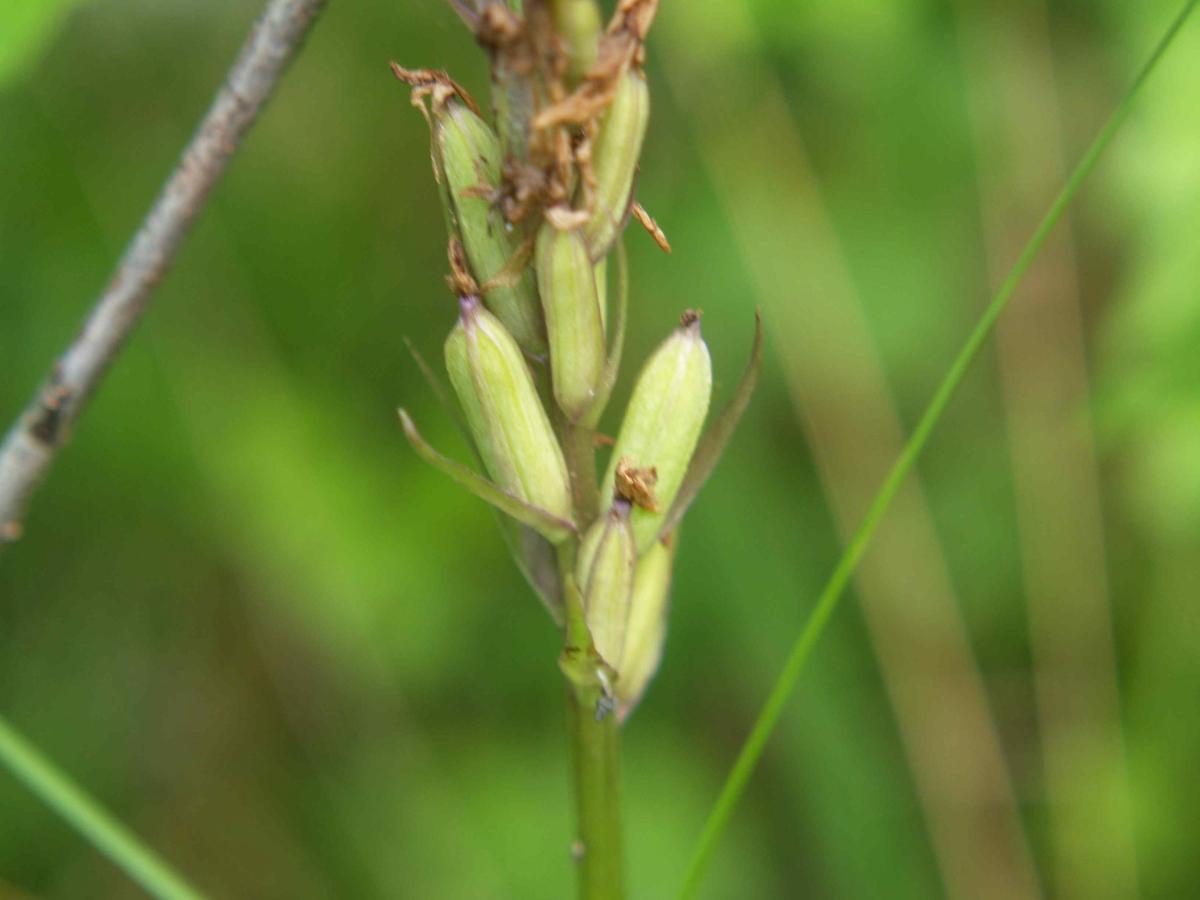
562;420;600;527
556;415;623;900
674;2;1200;897
0;713;207;900
566;686;624;900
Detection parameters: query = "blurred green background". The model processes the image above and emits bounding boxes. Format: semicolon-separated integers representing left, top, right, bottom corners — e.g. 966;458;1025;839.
1;0;1198;897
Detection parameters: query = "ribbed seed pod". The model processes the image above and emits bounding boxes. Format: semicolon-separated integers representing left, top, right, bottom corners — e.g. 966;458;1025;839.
617;536;675;718
576;500;637;667
552;0;602;81
445;296;572;528
437;101;545;355
535;223;606;421
600;313;712;551
584;69;650;260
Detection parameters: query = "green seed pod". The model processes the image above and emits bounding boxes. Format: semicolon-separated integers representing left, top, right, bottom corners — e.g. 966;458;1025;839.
437;101;545;355
552;0;603;81
576;499;637;667
535;223;606;421
600;313;712;551
617;535;675;720
445;296;572;530
584;69;650;260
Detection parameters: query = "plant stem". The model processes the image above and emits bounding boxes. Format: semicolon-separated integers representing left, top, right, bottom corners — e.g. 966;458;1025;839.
674;1;1200;897
562;420;600;526
566;686;624;900
0;713;207;900
555;415;622;899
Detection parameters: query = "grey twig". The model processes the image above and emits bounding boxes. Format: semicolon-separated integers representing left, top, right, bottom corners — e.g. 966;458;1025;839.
0;0;328;546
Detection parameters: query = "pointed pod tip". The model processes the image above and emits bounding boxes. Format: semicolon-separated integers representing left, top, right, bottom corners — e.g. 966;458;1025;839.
612;497;634;520
458;293;483;322
680;308;703;334
396;408;419;439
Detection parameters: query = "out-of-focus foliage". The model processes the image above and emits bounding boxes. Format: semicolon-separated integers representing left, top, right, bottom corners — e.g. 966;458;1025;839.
0;0;90;87
0;0;1196;898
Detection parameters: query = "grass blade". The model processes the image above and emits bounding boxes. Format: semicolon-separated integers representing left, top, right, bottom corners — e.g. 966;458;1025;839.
675;2;1200;896
0;713;206;900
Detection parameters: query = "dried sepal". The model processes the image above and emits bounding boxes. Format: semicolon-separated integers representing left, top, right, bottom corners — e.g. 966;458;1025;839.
631;201;671;254
614;457;659;511
534;0;659;130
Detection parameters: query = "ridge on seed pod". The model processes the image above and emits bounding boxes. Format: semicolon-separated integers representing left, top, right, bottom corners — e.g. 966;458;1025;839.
536;221;606;421
445;294;572;532
618;535;675;721
576;499;637;667
600;311;712;551
437;98;546;356
584;68;650;261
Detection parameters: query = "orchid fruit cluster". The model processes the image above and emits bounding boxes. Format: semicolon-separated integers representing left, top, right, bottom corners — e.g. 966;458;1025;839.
394;0;760;722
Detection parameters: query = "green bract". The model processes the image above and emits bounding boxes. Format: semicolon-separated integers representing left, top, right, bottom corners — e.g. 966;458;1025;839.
437;101;545;355
576;501;636;668
600;315;712;551
594;257;608;332
536;223;606;421
584;69;650;261
445;296;572;530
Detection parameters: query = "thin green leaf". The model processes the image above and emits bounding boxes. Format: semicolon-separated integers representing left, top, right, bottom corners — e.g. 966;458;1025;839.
403;342;563;620
404;336;485;469
499;518;566;624
658;310;762;539
398;408;576;543
0;0;89;87
0;713;206;900
674;2;1200;896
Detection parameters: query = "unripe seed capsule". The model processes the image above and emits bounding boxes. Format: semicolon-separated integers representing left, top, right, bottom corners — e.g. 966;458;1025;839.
552;0;603;81
535;223;606;421
445;296;572;530
438;102;545;355
617;536;675;719
584;69;650;260
600;313;712;551
576;499;637;667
